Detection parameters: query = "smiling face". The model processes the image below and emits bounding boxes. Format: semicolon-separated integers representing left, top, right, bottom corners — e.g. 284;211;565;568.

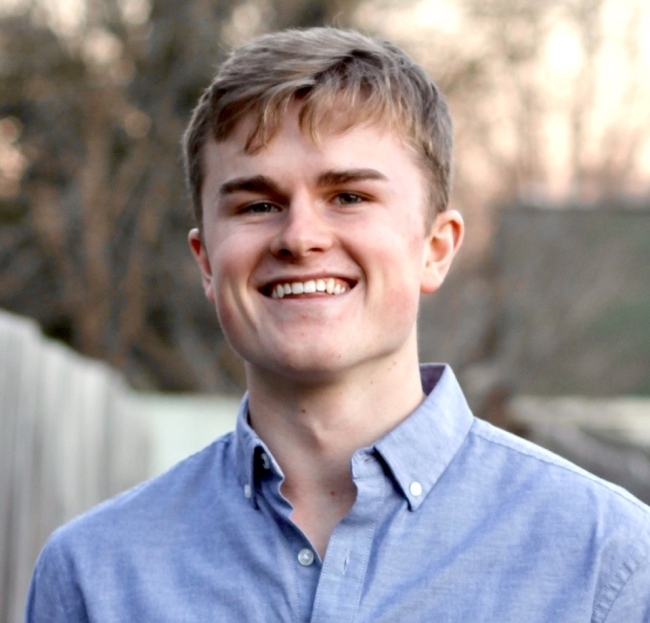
189;108;463;386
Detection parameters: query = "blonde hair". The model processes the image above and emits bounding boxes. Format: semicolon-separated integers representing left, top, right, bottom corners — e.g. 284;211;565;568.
183;27;453;226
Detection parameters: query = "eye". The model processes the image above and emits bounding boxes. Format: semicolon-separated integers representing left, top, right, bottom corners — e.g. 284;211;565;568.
334;192;365;206
241;201;280;214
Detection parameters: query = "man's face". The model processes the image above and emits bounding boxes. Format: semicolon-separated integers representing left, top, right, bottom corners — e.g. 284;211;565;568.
190;108;462;384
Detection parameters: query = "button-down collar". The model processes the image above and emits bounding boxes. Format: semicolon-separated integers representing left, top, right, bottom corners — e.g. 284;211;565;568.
233;401;280;508
233;364;473;510
374;364;474;510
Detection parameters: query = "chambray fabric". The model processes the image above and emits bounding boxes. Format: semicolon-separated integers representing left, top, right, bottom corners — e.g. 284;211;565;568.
26;365;650;622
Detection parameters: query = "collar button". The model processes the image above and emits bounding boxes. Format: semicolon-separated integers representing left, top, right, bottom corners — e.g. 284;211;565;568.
409;481;423;497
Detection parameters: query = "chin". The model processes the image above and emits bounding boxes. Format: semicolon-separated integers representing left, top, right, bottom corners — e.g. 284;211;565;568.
248;346;357;384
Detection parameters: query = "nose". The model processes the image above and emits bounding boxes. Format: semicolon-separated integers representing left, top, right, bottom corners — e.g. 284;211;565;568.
269;196;333;259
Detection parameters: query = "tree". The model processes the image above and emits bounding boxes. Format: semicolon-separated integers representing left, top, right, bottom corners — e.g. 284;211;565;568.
0;0;365;391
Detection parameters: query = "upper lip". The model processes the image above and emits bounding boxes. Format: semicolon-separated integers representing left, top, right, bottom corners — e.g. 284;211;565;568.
256;274;358;296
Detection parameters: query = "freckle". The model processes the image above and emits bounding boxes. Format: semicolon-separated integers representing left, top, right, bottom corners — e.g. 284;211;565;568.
301;409;306;414
330;491;335;496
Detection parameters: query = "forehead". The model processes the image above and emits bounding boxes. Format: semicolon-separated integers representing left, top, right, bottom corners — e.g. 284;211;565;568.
204;106;425;183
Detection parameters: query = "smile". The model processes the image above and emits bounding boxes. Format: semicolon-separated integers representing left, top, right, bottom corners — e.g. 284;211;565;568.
266;278;352;299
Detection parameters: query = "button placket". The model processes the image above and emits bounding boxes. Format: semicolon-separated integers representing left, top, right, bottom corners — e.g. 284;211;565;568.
309;454;388;623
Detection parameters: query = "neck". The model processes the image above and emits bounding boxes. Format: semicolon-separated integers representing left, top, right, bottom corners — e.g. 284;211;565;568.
246;351;425;557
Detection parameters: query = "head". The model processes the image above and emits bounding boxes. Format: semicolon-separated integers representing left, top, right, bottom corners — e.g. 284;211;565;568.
185;28;463;386
183;27;453;229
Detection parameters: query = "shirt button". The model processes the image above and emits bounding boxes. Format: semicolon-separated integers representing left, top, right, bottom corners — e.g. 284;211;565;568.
260;452;271;470
243;484;252;498
409;481;423;497
297;548;315;566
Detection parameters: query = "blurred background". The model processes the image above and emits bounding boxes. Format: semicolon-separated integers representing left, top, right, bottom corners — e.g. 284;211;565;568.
1;0;649;620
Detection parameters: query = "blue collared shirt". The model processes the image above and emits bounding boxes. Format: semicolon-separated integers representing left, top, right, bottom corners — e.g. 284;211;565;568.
26;365;650;622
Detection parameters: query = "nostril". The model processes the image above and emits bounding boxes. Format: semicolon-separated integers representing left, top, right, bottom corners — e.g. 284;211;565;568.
269;212;334;258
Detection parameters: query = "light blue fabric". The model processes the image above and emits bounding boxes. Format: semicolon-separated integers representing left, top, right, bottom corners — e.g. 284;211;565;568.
26;365;650;622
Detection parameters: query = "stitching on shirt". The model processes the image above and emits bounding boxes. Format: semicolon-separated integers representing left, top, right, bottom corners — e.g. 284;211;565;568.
292;543;304;622
309;520;376;623
593;536;649;623
347;525;376;623
472;420;650;622
469;420;650;515
309;536;328;619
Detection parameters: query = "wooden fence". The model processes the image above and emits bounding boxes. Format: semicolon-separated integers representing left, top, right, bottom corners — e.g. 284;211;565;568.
0;310;150;623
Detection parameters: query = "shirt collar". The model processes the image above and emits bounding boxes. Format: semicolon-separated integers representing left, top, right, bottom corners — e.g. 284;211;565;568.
233;396;273;508
373;364;474;510
233;364;474;510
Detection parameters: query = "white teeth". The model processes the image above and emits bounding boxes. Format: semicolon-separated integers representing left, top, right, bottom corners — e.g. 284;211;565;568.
270;279;349;298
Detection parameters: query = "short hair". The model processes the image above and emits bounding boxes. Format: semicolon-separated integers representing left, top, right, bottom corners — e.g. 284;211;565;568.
183;27;453;227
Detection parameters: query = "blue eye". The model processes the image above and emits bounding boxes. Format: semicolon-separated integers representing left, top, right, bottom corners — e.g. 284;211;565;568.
335;193;364;205
243;202;279;213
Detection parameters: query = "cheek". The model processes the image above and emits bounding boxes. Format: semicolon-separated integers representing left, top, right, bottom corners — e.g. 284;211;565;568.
211;245;239;285
214;283;257;360
366;232;425;319
209;225;263;290
208;244;250;326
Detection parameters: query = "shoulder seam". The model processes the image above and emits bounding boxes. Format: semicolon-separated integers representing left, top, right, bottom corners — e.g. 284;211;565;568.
593;534;650;623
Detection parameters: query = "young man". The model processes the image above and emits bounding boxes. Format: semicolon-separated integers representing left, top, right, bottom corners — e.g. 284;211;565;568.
27;28;650;622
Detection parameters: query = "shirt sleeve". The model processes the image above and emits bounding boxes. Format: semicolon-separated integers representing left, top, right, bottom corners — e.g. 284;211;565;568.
599;542;650;623
24;538;89;623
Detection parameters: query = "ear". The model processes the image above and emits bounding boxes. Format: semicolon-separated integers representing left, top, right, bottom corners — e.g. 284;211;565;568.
188;228;216;304
420;210;464;294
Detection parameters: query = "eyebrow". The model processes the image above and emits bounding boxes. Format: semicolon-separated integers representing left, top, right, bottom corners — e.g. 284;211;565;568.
218;168;388;198
219;175;284;199
316;168;388;186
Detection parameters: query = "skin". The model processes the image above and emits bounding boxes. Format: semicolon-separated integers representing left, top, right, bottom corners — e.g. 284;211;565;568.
189;106;464;557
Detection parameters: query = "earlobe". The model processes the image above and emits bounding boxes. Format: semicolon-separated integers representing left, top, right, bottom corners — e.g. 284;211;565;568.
420;210;464;294
188;228;216;303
